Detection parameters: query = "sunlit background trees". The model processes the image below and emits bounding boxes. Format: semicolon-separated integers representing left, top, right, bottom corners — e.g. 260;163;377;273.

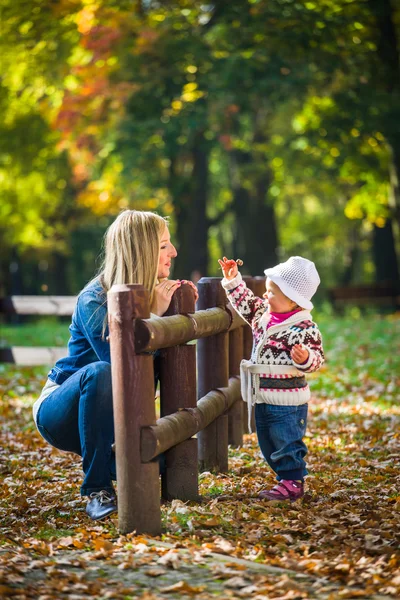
1;0;399;297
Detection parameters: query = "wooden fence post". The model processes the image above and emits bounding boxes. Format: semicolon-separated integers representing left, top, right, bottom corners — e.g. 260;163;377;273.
108;284;160;535
197;277;229;472
160;283;198;501
228;325;244;447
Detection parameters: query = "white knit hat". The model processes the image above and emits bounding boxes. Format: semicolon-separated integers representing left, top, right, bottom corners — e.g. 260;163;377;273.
264;256;320;310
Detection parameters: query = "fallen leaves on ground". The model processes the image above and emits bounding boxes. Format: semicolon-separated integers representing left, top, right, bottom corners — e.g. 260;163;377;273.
0;314;399;598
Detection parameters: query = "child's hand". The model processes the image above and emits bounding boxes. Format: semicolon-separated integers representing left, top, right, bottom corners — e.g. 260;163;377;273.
218;256;239;280
291;344;309;365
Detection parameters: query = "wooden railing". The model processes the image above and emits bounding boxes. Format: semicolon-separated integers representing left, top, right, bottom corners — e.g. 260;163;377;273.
107;277;265;535
329;282;400;311
0;295;76;364
0;277;268;535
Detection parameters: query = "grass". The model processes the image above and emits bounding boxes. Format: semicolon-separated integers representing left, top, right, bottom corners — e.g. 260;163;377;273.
0;318;70;348
310;312;400;406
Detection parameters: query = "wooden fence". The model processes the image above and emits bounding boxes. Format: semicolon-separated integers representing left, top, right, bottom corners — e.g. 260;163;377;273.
0;277;268;535
0;295;76;364
107;277;266;534
329;282;400;311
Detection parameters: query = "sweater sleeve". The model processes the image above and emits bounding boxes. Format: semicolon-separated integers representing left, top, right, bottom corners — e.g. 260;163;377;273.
221;272;267;328
291;323;325;373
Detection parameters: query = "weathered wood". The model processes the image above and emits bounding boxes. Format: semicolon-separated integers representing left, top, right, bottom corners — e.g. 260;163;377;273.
134;305;243;353
0;346;66;365
160;284;198;501
197;278;229;472
228;326;244;446
252;275;266;299
161;439;198;501
141;378;241;462
108;284;160;535
0;295;76;316
329;283;400;309
0;301;243;366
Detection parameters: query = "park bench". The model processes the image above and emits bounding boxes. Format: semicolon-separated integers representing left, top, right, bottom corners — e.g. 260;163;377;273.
0;295;76;364
329;282;400;311
0;278;267;535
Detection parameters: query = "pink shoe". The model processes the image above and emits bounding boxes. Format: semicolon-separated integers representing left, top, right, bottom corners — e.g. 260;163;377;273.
259;479;304;502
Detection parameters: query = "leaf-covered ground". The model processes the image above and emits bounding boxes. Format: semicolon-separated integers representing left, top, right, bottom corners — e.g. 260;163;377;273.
0;314;399;599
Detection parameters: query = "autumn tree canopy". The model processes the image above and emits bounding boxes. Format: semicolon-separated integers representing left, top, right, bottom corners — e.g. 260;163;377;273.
1;0;399;294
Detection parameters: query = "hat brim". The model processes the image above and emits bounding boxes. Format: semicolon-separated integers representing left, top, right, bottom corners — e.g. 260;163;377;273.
264;270;314;310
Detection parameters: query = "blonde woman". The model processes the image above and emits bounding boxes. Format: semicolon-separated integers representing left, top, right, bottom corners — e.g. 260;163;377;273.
33;210;197;520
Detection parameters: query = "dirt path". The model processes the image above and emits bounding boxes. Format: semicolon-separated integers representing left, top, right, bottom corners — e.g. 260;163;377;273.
0;538;376;599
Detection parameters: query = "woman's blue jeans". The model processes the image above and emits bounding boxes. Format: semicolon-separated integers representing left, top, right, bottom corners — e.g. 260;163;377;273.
255;403;308;481
36;361;115;497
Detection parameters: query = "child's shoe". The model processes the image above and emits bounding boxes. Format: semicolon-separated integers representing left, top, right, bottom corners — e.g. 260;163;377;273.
259;479;304;502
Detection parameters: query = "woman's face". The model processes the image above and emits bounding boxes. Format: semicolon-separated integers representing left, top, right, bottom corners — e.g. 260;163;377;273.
158;227;177;279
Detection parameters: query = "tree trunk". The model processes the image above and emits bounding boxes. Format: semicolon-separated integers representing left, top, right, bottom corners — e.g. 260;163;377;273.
341;224;361;285
372;219;400;287
9;248;24;295
369;0;400;227
171;132;210;279
232;185;278;276
230;149;278;276
51;252;69;295
187;132;209;276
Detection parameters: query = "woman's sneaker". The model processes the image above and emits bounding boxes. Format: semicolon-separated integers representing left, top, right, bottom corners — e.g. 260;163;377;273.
86;490;117;520
259;480;304;502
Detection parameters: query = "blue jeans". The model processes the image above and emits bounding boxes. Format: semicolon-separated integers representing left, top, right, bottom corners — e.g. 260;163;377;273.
36;362;116;497
255;403;308;481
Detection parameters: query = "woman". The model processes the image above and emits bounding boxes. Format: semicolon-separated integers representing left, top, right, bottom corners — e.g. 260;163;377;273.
33;210;196;521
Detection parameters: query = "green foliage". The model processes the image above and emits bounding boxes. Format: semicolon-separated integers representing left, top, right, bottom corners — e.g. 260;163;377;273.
1;0;399;289
0;0;80;253
0;318;69;348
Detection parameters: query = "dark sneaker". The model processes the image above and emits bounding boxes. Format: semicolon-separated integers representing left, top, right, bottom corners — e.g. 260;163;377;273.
259;480;304;502
86;490;117;521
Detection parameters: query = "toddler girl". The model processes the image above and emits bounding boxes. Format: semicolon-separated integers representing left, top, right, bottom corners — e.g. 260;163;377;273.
219;256;324;502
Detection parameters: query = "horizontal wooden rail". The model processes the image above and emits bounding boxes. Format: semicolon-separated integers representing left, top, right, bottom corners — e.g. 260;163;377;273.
140;377;241;462
0;296;76;316
0;346;66;365
0;305;246;365
134;306;245;353
329;283;400;309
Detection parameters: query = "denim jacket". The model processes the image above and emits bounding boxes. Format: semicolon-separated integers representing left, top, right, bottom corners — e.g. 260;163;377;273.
48;279;110;385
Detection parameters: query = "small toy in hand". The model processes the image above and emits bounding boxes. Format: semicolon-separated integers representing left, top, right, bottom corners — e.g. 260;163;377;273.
229;258;243;277
218;256;244;278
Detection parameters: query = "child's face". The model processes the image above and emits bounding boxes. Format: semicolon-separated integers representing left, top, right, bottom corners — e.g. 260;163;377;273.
263;278;297;313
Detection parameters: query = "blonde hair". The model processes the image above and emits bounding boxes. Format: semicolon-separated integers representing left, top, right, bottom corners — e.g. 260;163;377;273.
99;210;168;306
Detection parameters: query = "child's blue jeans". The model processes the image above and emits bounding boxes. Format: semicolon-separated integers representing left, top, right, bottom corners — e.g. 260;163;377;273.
255;403;308;481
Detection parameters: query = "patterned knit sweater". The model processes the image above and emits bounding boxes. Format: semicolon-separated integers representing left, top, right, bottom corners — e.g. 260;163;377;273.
222;273;324;417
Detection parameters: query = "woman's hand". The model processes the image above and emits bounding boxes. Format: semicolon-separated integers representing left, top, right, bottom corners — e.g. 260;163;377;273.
291;344;309;365
180;280;199;302
152;279;181;316
218;256;238;280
